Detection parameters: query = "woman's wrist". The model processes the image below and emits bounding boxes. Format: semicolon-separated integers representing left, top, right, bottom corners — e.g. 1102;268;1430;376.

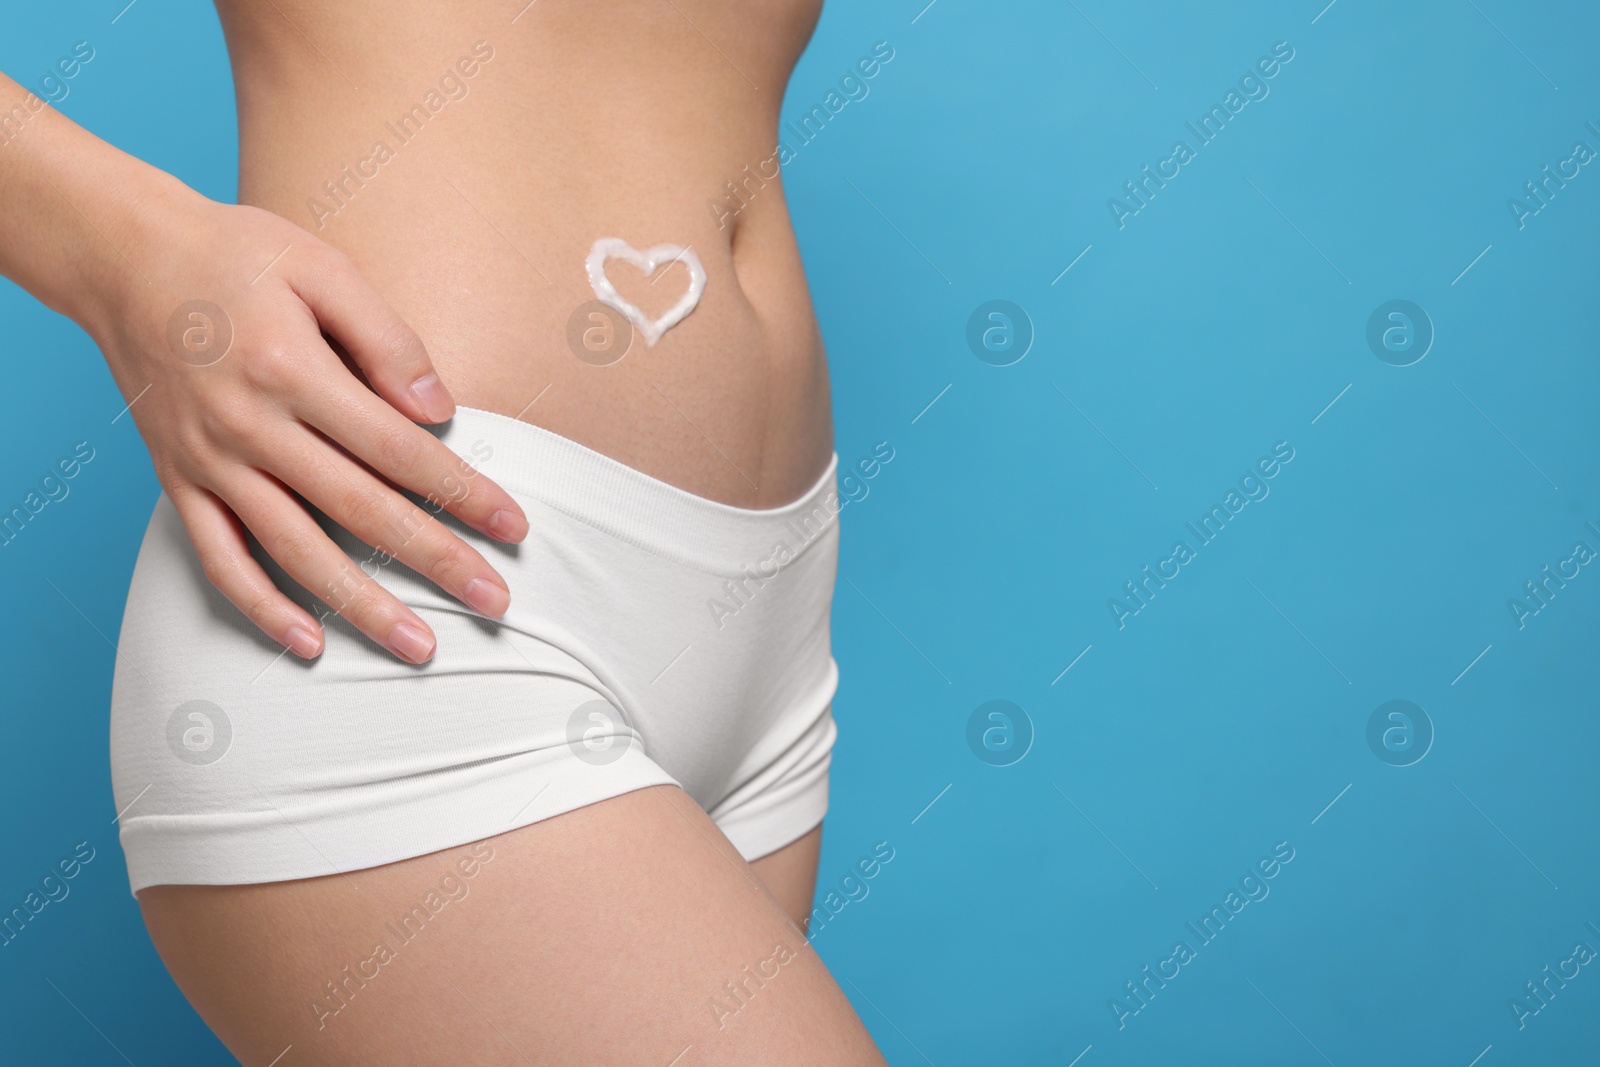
54;145;213;348
74;165;212;346
0;80;205;347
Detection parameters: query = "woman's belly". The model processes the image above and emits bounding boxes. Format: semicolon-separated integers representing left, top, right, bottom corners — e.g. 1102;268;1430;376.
214;0;832;507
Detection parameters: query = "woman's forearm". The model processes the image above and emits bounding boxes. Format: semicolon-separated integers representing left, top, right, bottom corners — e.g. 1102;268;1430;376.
0;71;191;339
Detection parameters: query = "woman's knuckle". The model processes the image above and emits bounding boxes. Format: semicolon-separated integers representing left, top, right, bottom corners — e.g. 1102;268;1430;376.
377;318;424;363
204;398;257;444
387;503;431;553
372;421;420;469
321;562;370;616
426;456;474;509
315;243;353;272
242;342;297;391
241;590;278;628
152;454;189;489
423;534;470;579
338;488;399;547
263;526;314;576
199;550;234;590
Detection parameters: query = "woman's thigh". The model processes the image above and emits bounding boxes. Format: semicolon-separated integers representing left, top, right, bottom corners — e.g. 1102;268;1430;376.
751;824;822;933
138;786;880;1066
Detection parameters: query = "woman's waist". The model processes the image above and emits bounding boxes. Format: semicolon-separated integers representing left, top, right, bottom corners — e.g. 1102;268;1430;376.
218;1;833;505
243;131;834;506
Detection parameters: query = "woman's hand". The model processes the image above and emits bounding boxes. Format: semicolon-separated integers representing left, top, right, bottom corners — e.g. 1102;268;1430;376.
88;181;530;664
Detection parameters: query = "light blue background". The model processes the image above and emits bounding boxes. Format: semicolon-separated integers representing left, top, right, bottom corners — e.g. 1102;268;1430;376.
3;1;1598;1063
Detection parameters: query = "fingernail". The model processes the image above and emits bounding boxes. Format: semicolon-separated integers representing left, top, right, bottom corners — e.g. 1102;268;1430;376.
487;508;528;543
463;578;510;618
409;373;454;422
388;622;436;664
285;626;322;659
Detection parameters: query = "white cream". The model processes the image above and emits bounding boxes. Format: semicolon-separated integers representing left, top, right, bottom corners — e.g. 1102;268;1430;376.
584;238;707;347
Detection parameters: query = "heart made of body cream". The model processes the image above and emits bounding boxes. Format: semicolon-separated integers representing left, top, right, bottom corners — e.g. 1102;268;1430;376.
584;238;707;347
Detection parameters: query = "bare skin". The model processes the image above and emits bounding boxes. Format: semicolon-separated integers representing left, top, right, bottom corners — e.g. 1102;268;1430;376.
0;0;879;1061
217;0;835;511
142;792;879;1066
0;0;832;664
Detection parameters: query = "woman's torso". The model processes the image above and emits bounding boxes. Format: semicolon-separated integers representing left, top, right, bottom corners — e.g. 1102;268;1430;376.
213;0;832;507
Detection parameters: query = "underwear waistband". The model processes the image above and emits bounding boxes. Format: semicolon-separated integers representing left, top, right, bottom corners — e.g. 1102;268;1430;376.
430;406;841;572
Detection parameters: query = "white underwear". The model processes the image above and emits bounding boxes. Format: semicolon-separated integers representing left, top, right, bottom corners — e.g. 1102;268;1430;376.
109;407;841;894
